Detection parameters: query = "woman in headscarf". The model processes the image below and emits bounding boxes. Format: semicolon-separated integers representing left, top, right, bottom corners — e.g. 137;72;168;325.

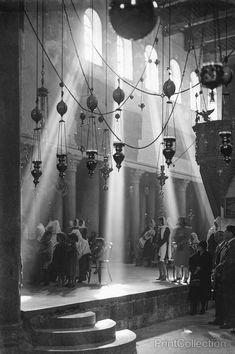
46;219;61;246
155;216;171;281
206;217;224;241
189;232;200;256
32;230;53;285
72;229;91;282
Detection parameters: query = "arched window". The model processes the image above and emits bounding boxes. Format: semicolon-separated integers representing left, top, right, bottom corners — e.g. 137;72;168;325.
190;71;201;111
144;45;159;92
207;89;218;120
170;59;181;103
84;9;102;66
117;36;133;80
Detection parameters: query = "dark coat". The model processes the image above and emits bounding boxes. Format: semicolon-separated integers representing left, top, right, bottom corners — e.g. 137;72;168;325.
188;250;213;302
51;242;68;275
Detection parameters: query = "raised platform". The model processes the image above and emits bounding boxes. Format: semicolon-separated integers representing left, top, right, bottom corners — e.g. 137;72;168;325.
21;263;189;330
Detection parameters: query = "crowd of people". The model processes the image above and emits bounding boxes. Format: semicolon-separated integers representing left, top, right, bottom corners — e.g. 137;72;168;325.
21;214;235;331
21;218;106;288
136;216;194;283
136;215;235;331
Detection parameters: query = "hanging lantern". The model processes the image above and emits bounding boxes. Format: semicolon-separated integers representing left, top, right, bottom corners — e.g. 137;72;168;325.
219;131;233;164
85;115;99;174
31;126;42;187
56;153;68;178
113;85;125;105
98;115;104;123
31;106;43;124
37;86;49;127
115;109;121;120
109;0;158;40
157;165;168;191
100;156;113;190
163;78;176;103
113;142;125;171
57;99;68;116
113;81;125;121
31;160;42;187
162;136;176;167
56;96;68;178
87;90;98;112
199;62;224;101
221;64;233;88
86;149;98;177
80;112;86;123
100;129;113;190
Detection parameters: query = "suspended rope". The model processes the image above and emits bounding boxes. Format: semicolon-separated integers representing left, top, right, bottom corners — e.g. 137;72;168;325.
24;4;194;151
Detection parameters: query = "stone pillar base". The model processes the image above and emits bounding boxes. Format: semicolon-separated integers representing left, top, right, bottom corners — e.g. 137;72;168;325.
0;322;31;354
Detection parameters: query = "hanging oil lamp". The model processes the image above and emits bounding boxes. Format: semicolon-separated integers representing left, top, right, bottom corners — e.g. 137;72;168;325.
221;57;233;96
199;62;224;102
31;159;42;187
87;89;98;112
163;78;176;103
100;129;113;190
113;142;125;171
75;112;86;154
113;79;125;121
86;150;98;177
37;85;48;128
162;136;176;167
100;156;113;190
138;77;145;111
219;131;233;164
31;125;42;187
157;165;168;191
86;94;99;176
56;85;68;178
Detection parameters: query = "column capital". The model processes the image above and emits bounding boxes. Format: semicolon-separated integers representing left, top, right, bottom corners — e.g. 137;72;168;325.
130;169;144;185
173;178;190;190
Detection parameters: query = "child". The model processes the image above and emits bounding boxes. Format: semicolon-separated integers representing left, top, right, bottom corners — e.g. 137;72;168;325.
92;238;105;283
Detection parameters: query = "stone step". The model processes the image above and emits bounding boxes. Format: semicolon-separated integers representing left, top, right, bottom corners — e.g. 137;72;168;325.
34;319;116;347
43;312;96;330
33;329;137;354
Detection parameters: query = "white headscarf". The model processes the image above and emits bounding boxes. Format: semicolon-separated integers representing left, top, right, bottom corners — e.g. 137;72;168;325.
72;229;91;256
206;216;224;241
35;223;45;241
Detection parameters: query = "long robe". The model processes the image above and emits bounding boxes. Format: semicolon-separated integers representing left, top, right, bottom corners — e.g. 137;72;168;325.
188;250;212;303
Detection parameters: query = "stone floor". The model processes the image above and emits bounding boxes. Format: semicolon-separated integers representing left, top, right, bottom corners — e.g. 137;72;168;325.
21;263;235;354
21;263;178;311
135;309;235;354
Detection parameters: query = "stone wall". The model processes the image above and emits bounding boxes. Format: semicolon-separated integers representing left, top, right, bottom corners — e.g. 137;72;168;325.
22;286;190;331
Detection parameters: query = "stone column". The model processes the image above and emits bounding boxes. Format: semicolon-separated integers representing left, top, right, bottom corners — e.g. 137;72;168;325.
148;180;156;220
0;2;23;351
64;153;79;230
82;167;100;237
130;170;143;258
174;178;190;217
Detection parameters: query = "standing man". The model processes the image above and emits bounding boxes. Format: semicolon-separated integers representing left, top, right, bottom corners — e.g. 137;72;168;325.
155;217;171;281
214;225;235;331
